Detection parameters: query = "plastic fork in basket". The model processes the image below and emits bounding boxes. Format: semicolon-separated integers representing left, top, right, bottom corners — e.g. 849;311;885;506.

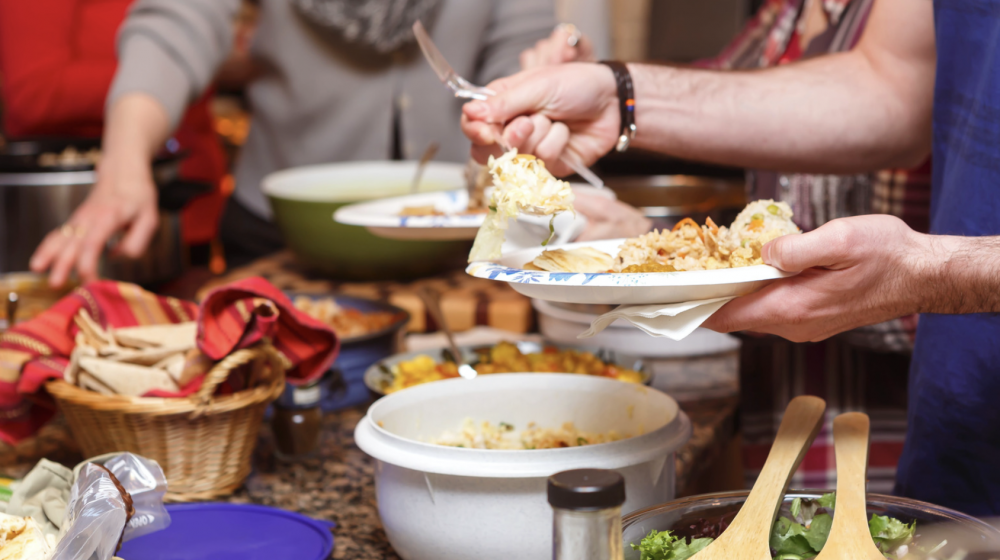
413;21;605;190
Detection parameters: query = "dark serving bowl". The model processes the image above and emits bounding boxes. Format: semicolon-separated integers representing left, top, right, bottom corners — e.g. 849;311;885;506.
286;293;409;411
622;491;1000;560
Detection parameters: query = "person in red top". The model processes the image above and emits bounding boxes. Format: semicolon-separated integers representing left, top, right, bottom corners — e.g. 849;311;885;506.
0;0;228;251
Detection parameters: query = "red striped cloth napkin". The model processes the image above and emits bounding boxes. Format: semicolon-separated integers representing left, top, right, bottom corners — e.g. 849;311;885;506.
0;277;338;445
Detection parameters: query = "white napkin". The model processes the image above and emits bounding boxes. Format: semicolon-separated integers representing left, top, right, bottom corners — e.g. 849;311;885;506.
577;297;735;341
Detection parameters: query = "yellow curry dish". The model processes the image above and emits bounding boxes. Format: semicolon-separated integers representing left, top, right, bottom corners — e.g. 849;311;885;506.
382;341;644;394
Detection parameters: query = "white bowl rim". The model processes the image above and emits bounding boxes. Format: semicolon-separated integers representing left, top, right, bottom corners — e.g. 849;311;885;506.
355;374;692;478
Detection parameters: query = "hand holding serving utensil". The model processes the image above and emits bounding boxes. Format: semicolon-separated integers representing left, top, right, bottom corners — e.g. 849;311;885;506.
412;21;605;190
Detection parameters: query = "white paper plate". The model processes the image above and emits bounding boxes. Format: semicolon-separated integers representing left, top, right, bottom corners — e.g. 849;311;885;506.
333;184;612;243
333;188;483;240
467;238;796;305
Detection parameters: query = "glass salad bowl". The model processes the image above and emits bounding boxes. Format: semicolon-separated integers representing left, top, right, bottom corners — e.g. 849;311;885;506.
622;490;1000;560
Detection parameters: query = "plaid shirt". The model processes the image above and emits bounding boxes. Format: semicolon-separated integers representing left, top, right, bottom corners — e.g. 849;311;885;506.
699;0;930;492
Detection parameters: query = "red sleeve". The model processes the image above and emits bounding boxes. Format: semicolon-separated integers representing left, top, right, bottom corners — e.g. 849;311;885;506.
0;0;124;138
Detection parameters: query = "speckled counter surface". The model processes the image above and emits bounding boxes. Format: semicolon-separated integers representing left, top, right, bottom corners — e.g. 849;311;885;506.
0;393;737;560
226;396;738;560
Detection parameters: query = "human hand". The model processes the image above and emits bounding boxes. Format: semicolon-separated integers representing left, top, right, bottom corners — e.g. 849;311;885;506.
572;190;652;241
701;215;933;342
461;62;619;176
520;24;596;70
29;157;159;287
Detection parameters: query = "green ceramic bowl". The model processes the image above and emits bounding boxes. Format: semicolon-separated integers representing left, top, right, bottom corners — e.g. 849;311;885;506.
263;161;472;280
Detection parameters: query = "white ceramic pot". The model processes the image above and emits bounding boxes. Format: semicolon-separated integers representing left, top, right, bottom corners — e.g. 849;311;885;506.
354;374;691;560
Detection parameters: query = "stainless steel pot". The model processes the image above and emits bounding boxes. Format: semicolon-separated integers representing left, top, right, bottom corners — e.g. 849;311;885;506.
605;174;747;230
0;138;185;284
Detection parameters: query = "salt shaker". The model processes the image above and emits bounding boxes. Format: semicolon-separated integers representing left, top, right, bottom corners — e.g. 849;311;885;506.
548;469;626;560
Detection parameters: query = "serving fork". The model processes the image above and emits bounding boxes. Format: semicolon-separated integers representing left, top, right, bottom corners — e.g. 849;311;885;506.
412;21;605;190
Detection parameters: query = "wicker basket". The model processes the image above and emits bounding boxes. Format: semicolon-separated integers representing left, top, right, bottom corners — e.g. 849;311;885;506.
47;344;287;502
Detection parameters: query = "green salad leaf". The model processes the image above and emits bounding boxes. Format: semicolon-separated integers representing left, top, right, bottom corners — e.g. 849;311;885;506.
817;493;836;509
768;513;832;560
869;514;916;557
631;530;712;560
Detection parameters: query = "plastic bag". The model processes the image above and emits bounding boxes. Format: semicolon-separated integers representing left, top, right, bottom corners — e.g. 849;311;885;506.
102;453;170;541
50;463;127;560
52;453;171;560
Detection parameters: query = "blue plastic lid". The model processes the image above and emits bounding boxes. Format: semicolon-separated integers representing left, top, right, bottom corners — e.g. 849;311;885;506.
118;503;334;560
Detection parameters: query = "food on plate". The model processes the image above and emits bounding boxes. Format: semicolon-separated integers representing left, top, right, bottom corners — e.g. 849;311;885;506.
431;418;626;450
398;205;488;217
522;199;800;273
397;162;494;217
524;247;615;273
631;493;921;560
66;309;204;396
0;513;55;559
383;341;643;393
708;199;801;268
37;146;101;168
469;150;575;262
292;296;405;339
399;205;443;216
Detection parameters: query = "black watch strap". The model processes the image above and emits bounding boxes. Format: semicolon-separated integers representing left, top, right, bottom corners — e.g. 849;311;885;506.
600;60;636;152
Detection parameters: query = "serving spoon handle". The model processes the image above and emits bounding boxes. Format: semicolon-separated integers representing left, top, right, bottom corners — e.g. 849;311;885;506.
816;413;884;560
693;395;826;560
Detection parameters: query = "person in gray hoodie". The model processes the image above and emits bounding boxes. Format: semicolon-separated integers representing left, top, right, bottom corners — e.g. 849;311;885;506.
32;0;587;281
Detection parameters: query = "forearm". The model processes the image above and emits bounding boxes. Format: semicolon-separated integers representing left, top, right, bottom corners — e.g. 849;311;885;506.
627;0;935;174
98;93;171;184
915;236;1000;315
628;54;930;173
108;0;239;129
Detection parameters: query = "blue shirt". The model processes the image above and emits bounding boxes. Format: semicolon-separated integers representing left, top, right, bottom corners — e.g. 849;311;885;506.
893;0;1000;516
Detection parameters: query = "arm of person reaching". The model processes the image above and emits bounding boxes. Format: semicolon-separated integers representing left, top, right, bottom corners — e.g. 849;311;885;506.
29;0;240;287
462;0;935;177
700;216;1000;342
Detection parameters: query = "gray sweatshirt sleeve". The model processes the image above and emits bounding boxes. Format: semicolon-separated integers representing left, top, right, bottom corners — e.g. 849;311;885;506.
474;0;557;85
107;0;240;129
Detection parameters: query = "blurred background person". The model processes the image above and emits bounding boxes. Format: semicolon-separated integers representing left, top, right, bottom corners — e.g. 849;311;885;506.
28;0;595;283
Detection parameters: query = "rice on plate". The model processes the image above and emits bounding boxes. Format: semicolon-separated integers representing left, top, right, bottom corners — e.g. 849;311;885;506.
525;199;801;273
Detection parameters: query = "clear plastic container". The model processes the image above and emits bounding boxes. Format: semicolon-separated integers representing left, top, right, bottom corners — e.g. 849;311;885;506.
621;490;1000;560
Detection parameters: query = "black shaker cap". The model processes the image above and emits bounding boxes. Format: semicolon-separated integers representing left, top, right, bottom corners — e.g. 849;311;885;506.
547;469;626;510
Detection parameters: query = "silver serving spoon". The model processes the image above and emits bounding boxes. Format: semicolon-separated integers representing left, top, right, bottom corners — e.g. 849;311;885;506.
410;142;440;194
416;286;477;380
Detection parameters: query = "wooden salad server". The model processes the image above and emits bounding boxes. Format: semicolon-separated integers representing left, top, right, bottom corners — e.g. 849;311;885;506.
688;395;826;560
814;412;884;560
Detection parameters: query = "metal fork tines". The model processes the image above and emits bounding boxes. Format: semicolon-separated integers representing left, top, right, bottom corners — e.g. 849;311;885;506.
412;20;604;189
413;21;495;100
